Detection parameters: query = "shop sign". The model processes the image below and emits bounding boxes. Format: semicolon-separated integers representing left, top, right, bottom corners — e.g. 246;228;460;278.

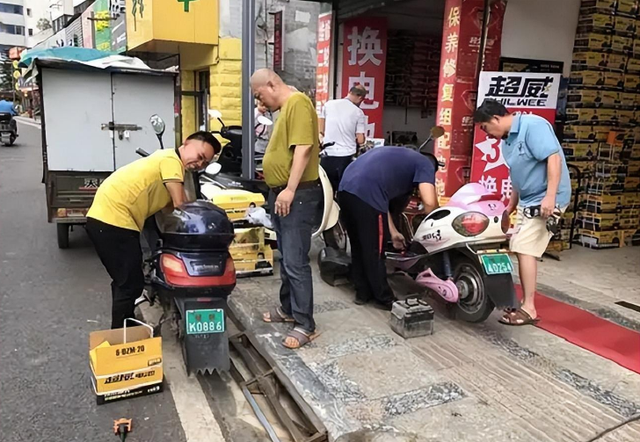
94;0;112;52
341;17;387;138
82;5;95;49
470;71;561;201
315;12;332;114
273;11;284;73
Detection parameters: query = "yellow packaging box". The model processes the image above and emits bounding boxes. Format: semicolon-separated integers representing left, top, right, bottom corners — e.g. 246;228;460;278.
617;0;639;15
621;92;639;107
575;33;611;50
567;89;600;105
230;227;265;255
564;125;611;141
622;229;639;246
600;90;621;106
206;188;266;222
570;70;605;87
618;109;636;124
611;35;633;52
563;142;599;160
615;16;637;34
579;228;623;249
89;322;163;399
626;159;640;176
605;71;624;88
579;212;619;231
566;108;600;122
625;176;640;190
233;245;274;275
573;52;609;69
579;13;615;30
627;57;640;73
625;73;640;90
608;53;628;71
584;194;624;212
623;193;640;206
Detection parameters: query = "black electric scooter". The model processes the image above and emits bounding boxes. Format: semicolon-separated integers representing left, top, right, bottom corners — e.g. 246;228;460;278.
136;114;236;375
0;112;18;146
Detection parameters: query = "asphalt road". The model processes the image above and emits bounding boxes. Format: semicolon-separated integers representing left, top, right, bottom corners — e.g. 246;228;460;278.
0;122;186;442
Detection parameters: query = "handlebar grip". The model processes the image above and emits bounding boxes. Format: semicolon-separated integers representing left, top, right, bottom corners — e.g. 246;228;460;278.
136;148;150;157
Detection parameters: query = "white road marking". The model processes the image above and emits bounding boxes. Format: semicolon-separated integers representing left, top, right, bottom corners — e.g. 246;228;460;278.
15;117;41;129
140;302;226;442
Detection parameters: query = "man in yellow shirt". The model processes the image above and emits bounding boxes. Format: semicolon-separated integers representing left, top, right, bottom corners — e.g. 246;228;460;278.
86;132;221;328
251;69;322;349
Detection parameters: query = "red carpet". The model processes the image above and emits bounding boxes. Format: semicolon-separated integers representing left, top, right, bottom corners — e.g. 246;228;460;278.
515;286;640;374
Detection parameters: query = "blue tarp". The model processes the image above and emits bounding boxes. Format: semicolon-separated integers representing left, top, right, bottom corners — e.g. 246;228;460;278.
18;47;115;69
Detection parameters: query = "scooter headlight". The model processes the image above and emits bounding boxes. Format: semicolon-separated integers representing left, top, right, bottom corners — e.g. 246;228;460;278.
452;212;489;237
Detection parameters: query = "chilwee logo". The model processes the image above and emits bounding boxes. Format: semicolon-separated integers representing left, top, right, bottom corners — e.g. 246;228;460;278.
485;75;555;107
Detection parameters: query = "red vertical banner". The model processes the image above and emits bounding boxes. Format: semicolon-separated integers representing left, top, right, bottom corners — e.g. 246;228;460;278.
435;0;506;198
315;12;332;114
273;11;284;73
470;72;561;201
341;17;387;138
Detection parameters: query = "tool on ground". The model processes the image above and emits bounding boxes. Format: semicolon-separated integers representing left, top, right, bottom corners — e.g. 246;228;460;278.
113;418;132;441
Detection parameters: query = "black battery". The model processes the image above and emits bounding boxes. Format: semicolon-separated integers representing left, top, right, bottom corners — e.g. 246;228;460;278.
389;298;434;339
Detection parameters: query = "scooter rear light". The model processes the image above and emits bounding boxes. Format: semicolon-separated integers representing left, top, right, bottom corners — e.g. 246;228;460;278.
452;212;490;237
501;210;511;233
161;254;236;288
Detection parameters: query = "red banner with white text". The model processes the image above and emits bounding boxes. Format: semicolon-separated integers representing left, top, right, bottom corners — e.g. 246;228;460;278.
470;71;562;201
341;17;387;138
315;12;333;114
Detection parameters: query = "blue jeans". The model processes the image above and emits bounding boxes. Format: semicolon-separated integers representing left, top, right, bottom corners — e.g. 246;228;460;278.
269;184;323;333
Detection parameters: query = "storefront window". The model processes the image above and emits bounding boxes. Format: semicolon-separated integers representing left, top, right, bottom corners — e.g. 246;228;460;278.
0;24;25;36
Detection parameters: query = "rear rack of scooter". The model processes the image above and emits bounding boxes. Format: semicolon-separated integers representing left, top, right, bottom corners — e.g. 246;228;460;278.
226;308;328;442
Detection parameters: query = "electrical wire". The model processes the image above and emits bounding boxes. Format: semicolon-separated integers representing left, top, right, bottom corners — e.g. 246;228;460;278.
585;414;640;442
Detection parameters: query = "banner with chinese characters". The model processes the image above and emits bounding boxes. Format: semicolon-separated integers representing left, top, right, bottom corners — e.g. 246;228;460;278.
434;0;505;198
273;11;284;73
471;71;562;201
315;12;332;114
341;17;387;138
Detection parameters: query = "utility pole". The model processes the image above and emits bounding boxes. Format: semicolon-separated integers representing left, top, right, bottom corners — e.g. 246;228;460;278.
241;0;256;179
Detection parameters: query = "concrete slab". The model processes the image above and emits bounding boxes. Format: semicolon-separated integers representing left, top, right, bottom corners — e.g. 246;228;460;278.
230;244;640;441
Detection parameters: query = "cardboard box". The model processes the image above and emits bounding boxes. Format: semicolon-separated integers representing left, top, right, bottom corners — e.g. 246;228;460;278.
594;161;628;178
205;188;266;222
567;89;601;106
625;73;640;90
579;13;616;31
625;176;640;190
621;144;640;159
621;207;640;218
575;33;612;50
563;141;599;160
587;177;626;194
573;51;609;69
89;323;163;401
563;125;611;141
233;245;274;276
600;90;621;106
635;37;640;55
570;70;606;87
615;16;637;34
595;108;619;122
606;71;625;88
579;228;623;249
580;0;617;11
621;92;638;107
566;108;600;122
583;194;624;212
623;192;640;206
579;212;620;230
626;159;640;176
611;35;633;52
608;54;628;71
617;0;639;15
621;228;639;246
230;227;266;255
618;109;636;124
627;57;640;73
568;160;596;175
620;217;640;228
607;130;626;147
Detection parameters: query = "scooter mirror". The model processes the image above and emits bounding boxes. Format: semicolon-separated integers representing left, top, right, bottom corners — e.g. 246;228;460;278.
208;109;223;119
205;162;222;176
257;115;273;126
430;126;446;139
149;114;166;136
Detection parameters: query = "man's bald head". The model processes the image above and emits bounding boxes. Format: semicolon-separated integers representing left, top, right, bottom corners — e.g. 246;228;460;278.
251;69;292;111
348;83;368;107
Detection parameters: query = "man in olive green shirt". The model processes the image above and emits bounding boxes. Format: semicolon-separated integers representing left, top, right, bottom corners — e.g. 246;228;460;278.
251;69;322;349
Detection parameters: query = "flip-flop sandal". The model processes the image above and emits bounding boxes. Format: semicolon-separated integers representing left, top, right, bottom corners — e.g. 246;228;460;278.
499;308;540;326
283;327;319;349
262;306;295;323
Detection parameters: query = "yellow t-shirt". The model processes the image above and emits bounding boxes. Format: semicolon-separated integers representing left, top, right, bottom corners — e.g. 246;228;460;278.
262;92;320;188
87;149;184;231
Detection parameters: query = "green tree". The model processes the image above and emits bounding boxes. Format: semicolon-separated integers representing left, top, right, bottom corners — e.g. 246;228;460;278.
37;18;52;31
0;56;13;92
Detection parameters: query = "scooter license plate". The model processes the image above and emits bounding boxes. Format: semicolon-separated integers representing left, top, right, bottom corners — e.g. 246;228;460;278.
480;253;513;275
185;309;225;335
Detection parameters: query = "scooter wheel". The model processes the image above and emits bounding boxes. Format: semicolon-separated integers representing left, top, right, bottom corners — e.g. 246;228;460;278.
452;257;494;323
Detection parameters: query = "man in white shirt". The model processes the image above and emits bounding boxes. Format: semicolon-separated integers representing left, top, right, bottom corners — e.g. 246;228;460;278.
318;85;367;191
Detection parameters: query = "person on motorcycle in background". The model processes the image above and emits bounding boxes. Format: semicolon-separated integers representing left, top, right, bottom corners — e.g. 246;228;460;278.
318;84;367;191
0;98;18;135
474;99;571;326
338;147;439;310
86;132;221;329
254;99;271;156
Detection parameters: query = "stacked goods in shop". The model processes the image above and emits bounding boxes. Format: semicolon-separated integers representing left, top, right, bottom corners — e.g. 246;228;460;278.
385;31;440;112
229;227;274;276
564;0;640;248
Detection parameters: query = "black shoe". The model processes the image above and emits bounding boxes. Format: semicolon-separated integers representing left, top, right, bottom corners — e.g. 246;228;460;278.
354;298;369;306
373;298;397;311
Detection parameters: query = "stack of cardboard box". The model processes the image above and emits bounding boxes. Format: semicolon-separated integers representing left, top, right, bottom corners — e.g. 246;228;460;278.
564;0;640;248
